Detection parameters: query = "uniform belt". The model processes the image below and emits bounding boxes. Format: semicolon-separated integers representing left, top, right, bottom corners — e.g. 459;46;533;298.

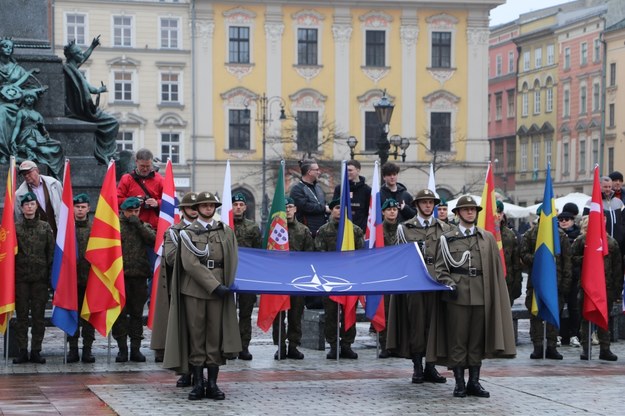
449;266;482;276
206;260;224;269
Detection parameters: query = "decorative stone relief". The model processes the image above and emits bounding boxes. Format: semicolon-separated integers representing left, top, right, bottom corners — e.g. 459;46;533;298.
427;69;455;86
332;24;352;42
223;7;256;24
466;28;489;47
265;23;284;52
425;13;458;30
359;10;393;28
220;87;257;107
225;63;254;81
357;89;394;108
194;20;214;48
293;65;322;82
361;67;389;84
292;9;325;26
423;90;460;111
288;88;327;110
400;26;419;47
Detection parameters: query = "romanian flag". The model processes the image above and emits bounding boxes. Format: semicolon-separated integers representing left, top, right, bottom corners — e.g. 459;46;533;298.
0;157;17;334
363;161;385;332
257;160;290;332
81;161;125;336
220;160;233;227
581;166;609;330
147;159;178;329
330;161;359;330
530;163;561;328
477;162;506;275
50;159;79;335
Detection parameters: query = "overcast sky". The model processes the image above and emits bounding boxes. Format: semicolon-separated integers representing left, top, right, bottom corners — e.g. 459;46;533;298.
490;0;571;26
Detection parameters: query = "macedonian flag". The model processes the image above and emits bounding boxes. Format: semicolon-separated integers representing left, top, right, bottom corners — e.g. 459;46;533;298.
81;160;125;336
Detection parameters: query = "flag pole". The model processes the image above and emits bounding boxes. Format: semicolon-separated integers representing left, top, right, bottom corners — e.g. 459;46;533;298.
376;332;380;359
63;333;67;364
107;333;112;364
542;324;546;359
336;304;340;362
278;311;283;360
4;327;8;366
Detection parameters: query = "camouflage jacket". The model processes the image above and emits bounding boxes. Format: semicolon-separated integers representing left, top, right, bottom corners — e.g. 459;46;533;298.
287;217;315;252
15;217;54;283
75;217;93;285
119;214;156;279
383;220;399;246
233;217;262;248
314;218;365;251
501;225;522;301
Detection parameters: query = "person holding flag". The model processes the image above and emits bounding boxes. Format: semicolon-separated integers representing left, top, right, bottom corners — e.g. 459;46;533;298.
13;192;54;364
388;189;452;384
496;200;523;306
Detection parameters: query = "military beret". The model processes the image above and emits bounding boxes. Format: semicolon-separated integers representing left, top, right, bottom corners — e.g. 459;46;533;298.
328;198;341;209
232;192;246;203
381;198;400;210
285;196;295;206
496;200;504;213
73;193;90;205
121;197;141;210
20;192;37;206
438;198;448;207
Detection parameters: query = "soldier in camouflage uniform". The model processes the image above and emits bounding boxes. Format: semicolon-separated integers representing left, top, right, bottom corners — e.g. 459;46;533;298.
66;194;96;363
272;196;315;360
377;198;400;358
496;200;523;305
231;192;262;361
572;216;623;361
520;206;572;360
112;197;156;363
13;192;54;364
315;198;365;359
387;189;452;384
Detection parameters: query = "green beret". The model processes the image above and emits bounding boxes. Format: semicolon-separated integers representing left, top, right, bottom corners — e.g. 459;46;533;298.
285;196;295;206
438;198;448;207
20;192;37;206
381;198;399;210
232;192;246;203
73;193;90;205
121;197;141;210
328;198;341;209
496;200;504;213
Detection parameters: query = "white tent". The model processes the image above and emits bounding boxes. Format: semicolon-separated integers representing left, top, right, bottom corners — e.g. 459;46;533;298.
526;192;591;216
447;195;533;218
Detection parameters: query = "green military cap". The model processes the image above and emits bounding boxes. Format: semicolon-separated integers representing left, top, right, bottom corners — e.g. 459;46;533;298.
20;192;37;206
328;198;341;209
232;192;247;203
438;198;448;207
285;196;295;206
178;192;197;208
381;198;399;210
121;197;141;210
496;199;504;213
73;193;90;205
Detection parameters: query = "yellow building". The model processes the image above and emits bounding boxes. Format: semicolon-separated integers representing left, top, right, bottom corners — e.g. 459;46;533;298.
53;0;501;221
604;18;625;175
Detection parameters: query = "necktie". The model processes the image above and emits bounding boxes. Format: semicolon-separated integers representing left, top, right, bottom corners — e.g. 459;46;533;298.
423;220;429;229
206;223;212;230
464;228;471;236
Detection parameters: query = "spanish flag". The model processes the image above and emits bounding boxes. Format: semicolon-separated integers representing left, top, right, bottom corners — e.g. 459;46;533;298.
0;157;17;334
478;162;506;276
81;161;125;336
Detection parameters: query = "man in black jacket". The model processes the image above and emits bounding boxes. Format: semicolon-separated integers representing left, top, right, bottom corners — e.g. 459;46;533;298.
332;160;371;230
379;162;415;222
290;159;329;237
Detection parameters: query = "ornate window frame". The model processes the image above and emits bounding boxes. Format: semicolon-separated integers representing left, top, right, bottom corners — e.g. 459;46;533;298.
422;90;460;154
359;11;393;83
292;10;324;81
426;13;458;85
288;88;327;155
223;7;256;80
220;87;258;154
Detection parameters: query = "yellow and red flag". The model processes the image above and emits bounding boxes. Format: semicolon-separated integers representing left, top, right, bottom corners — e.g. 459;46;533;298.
478;162;506;276
81;161;125;336
0;157;17;334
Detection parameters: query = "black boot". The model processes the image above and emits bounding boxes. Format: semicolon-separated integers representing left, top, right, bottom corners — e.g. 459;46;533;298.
545;346;563;360
188;365;205;400
580;349;589;360
599;349;618;361
66;347;80;363
529;345;543;359
326;345;337;359
274;345;287;360
205;366;225;400
12;349;29;364
452;367;466;398
423;363;447;383
287;345;304;360
30;350;46;364
466;366;490;398
82;346;95;363
130;347;146;362
115;343;128;363
238;347;253;361
411;354;424;384
339;345;358;359
176;365;193;388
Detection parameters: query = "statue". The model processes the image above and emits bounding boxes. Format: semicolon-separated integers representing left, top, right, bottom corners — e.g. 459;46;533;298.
63;36;119;165
11;89;64;179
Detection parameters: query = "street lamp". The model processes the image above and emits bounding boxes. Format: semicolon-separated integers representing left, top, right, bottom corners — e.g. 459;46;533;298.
346;134;410;162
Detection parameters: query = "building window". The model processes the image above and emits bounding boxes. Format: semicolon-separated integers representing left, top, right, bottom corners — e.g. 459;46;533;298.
594;38;601;63
564;48;571;70
610;63;616;86
297;111;319;153
520;142;528;172
113;71;133;102
365;111;382;151
488;94;491;122
160;72;180;104
523;51;530;71
545;139;552;165
494;141;504;173
229;26;250;64
508;51;515;73
593;82;600;112
580;85;587;115
430;112;451;152
579;139;586;172
496;54;502;77
431;32;451;68
116;131;134;153
534;84;541;114
592;138;599;166
66;14;86;45
609;103;615;127
495;93;502;121
113;16;133;47
532;141;540;172
506;137;516;171
581;42;588;66
298;28;318;66
546;87;553;112
609;147;614;173
160;18;179;49
365;30;385;67
534;47;542;68
546;44;555;65
507;90;515;118
563;89;570;117
228;109;250;150
161;132;180;164
522;92;528;117
563;142;569;174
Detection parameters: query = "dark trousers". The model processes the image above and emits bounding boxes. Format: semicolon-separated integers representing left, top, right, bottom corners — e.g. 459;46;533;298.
445;302;485;367
14;281;48;351
112;277;147;348
238;293;257;349
323;297;356;346
68;284;95;348
272;296;304;347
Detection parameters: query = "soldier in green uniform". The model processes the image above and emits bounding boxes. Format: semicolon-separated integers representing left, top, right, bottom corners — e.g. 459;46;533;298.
112;197;156;363
377;198;400;358
66;193;96;363
13;192;54;364
387;189;452;384
438;199;450;224
520;205;572;360
272;196;315;360
430;195;516;398
572;216;623;361
231;192;261;361
496;200;523;305
315;198;364;359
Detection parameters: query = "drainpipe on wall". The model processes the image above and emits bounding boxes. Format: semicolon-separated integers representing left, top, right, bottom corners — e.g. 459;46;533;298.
191;0;197;190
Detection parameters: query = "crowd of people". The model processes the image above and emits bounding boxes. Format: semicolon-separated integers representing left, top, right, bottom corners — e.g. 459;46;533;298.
7;154;624;402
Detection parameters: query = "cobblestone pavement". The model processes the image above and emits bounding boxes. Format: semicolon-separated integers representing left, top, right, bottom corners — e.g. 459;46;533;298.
1;308;625;415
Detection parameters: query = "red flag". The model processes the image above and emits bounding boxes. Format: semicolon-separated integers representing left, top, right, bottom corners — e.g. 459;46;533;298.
478;162;506;275
581;166;609;330
0;157;17;334
81;161;125;336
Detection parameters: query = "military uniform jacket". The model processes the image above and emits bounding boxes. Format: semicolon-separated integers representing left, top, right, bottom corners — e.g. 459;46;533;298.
314;219;365;251
501;225;522;301
287;217;315;252
75;217;92;286
15;217;54;283
119;215;156;279
233;217;262;248
383;220;398;246
426;227;516;365
398;216;454;273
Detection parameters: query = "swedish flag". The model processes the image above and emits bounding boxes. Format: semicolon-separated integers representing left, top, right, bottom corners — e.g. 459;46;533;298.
531;163;561;328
